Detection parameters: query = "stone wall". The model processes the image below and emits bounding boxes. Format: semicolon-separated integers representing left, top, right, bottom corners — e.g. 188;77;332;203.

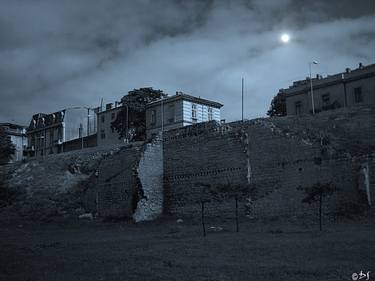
96;143;143;218
163;106;375;220
133;135;164;222
96;138;164;221
63;133;97;152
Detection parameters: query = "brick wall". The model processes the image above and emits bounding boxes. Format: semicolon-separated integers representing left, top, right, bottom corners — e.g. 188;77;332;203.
63;133;97;152
96;143;143;218
163;107;375;220
96;138;164;221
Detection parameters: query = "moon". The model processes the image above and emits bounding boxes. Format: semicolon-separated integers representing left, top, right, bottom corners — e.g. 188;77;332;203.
281;33;290;43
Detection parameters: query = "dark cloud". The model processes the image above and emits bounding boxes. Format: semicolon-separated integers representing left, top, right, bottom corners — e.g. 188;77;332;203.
0;0;375;124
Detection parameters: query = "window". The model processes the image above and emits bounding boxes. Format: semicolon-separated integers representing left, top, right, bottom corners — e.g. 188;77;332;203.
321;93;330;104
100;129;106;139
101;115;105;123
168;104;175;123
111;112;116;120
150;110;156;125
208;107;213;121
50;130;54;145
192;104;197;121
354;87;363;103
295;101;302;115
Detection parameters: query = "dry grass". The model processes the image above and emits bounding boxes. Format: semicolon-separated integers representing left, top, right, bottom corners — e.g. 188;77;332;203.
0;217;374;281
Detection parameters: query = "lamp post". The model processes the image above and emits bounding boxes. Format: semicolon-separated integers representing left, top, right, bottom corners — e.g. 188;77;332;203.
160;96;164;135
309;61;318;115
123;103;129;143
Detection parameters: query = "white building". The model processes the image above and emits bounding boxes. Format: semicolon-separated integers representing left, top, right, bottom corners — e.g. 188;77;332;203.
145;92;223;139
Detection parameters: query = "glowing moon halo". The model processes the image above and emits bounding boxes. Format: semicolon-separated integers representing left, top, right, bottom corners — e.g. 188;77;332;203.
281;33;290;43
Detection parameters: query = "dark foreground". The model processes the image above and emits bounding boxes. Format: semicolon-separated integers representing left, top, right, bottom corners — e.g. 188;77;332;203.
0;217;374;281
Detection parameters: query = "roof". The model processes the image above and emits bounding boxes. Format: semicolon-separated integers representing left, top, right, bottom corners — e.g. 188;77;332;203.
280;63;375;97
0;123;27;129
27;111;65;131
146;92;223;108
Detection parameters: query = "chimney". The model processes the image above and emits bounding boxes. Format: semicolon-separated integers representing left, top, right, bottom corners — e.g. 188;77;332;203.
345;68;351;73
359;62;364;69
106;103;113;110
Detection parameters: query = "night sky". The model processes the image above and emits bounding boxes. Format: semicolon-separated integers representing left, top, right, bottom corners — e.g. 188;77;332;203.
1;0;375;125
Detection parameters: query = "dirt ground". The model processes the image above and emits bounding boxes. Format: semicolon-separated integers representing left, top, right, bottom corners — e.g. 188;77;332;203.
0;216;374;281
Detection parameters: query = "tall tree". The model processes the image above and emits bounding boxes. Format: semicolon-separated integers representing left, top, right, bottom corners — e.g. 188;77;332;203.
0;127;15;165
267;94;286;117
111;88;166;141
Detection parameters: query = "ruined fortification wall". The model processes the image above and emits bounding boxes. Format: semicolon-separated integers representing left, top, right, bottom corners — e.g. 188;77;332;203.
95;138;164;220
163;106;375;220
96;143;143;218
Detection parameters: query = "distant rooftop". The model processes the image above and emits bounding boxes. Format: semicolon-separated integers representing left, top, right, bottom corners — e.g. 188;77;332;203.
280;62;375;96
0;122;27;129
146;92;223;108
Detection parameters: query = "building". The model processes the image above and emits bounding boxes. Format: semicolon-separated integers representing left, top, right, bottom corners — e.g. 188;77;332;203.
145;92;223;139
25;108;97;157
97;88;166;145
96;102;125;146
279;62;375;116
0;123;27;162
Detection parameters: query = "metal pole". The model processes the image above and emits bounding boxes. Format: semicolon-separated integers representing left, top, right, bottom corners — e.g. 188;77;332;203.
44;129;46;158
126;104;129;142
309;63;315;115
201;201;206;237
161;97;164;137
241;77;244;122
80;123;83;149
235;195;239;232
87;108;90;137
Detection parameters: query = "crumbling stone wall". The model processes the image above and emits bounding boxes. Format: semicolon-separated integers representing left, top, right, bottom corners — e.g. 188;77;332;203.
96;143;143;218
96;138;164;221
133;135;163;222
163;106;375;220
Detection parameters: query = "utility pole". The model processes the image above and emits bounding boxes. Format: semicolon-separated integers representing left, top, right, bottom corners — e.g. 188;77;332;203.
87;108;90;137
79;123;83;149
161;97;164;138
309;61;318;115
242;77;244;122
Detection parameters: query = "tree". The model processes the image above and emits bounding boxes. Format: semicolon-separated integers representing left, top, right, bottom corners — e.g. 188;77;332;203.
0;126;15;165
302;182;336;231
267;94;286;117
111;87;166;141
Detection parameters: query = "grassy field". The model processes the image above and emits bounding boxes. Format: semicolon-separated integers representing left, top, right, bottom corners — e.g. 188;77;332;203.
0;216;374;281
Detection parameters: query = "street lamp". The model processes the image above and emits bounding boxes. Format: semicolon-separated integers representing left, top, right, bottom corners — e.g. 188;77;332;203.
309;61;318;115
123;103;129;143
